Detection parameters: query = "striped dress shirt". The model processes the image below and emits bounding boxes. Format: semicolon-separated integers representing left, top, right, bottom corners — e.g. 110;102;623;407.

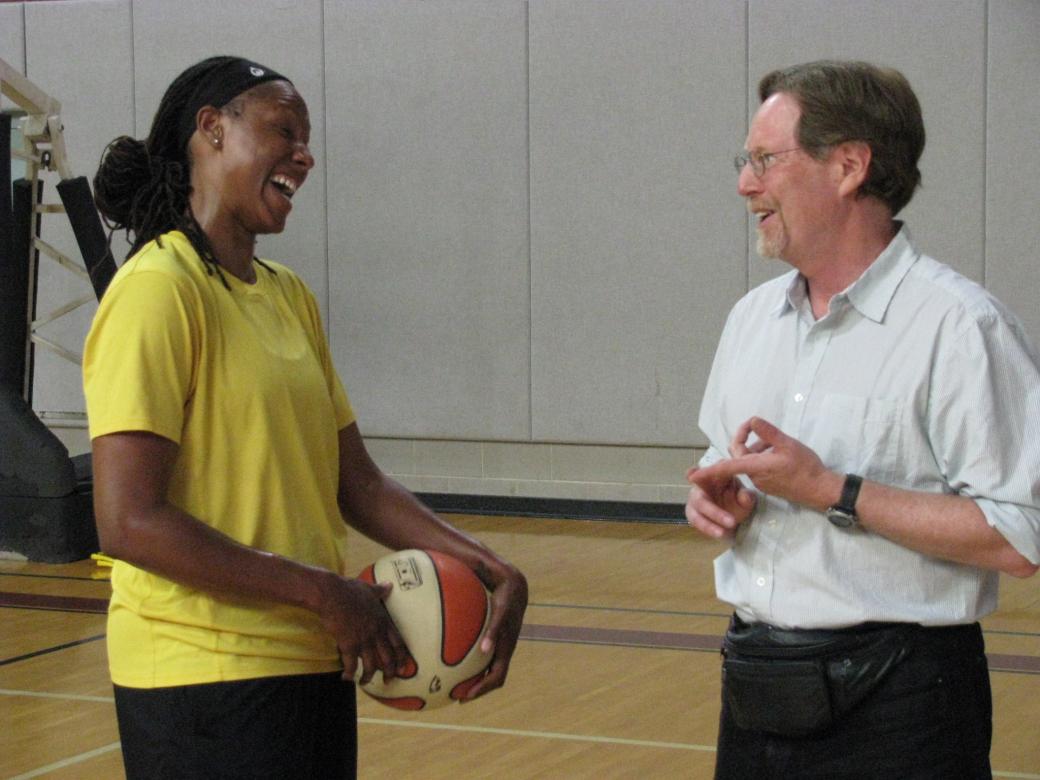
699;226;1040;628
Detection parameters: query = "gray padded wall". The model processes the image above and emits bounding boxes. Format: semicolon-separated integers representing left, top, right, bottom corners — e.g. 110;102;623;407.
7;0;1039;464
747;0;986;289
529;0;746;446
0;4;23;68
132;0;328;318
325;1;530;440
987;0;1040;344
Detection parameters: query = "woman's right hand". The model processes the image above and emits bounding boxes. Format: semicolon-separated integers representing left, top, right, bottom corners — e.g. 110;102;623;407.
316;574;412;684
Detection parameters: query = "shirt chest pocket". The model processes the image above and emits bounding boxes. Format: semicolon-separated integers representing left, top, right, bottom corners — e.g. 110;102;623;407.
815;394;906;483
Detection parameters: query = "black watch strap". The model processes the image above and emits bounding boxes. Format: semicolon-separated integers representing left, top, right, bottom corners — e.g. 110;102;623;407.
836;473;862;513
827;473;862;528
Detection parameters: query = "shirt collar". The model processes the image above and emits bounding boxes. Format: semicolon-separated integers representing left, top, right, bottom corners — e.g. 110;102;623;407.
774;223;919;323
775;271;806;318
843;223;919;322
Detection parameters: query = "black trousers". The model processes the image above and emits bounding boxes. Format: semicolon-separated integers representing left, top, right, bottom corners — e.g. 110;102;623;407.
114;672;357;780
714;621;992;780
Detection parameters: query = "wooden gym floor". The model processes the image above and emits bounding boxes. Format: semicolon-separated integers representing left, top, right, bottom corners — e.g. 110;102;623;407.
2;514;1038;779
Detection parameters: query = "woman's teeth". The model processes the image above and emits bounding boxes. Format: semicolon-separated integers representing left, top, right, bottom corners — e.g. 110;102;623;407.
271;175;297;198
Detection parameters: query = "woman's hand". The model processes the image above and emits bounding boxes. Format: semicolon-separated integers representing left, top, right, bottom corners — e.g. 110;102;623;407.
314;572;412;684
462;560;529;701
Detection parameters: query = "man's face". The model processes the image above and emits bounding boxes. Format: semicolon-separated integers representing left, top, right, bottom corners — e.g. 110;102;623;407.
738;93;838;266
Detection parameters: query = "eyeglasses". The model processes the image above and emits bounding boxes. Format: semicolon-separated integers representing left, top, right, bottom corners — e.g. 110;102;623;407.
733;147;802;177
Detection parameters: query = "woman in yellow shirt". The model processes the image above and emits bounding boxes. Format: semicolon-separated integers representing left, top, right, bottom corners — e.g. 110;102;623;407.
85;56;527;779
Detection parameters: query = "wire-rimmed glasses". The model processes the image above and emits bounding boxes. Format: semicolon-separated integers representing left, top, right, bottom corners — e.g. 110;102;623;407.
733;148;801;177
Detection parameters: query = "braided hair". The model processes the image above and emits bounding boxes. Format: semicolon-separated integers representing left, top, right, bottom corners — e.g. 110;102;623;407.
93;56;285;288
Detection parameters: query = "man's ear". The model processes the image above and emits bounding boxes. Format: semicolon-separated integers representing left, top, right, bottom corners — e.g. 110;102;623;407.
195;105;224;148
835;140;872;198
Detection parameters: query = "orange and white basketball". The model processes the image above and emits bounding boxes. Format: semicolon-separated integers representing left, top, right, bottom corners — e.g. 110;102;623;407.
357;549;492;710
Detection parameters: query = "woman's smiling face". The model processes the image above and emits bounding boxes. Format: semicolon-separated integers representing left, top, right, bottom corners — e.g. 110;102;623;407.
205;79;315;238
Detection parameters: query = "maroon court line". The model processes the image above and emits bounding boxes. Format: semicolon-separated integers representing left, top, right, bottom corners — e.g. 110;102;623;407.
0;634;106;667
519;623;1040;674
521;622;722;652
987;653;1040;674
0;591;109;613
1;593;1035;674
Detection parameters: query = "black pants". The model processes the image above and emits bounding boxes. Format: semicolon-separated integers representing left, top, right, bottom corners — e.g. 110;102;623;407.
114;672;357;780
714;622;992;780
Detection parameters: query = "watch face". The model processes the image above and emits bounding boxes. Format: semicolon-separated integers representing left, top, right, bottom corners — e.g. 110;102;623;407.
827;509;857;528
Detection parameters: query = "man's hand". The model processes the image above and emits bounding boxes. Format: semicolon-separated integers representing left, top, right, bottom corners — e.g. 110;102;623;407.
685;465;758;540
695;417;841;512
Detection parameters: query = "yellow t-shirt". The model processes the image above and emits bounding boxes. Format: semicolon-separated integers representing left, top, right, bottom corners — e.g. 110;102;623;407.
83;231;355;687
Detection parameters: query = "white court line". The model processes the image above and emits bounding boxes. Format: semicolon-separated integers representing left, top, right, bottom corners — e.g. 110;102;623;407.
359;716;716;753
7;742;122;780
3;690;1036;778
0;687;114;703
358;718;1040;777
2;689;710;752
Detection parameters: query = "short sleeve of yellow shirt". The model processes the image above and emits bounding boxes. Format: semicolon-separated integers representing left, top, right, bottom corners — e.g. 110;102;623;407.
83;231;356;687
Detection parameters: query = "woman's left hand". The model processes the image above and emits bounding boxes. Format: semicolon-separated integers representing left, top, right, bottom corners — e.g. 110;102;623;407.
463;560;529;701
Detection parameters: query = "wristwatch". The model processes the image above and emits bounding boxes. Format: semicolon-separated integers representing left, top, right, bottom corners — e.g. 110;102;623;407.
826;473;863;529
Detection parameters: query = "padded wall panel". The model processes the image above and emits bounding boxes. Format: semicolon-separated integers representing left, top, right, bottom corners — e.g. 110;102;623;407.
0;4;23;69
324;1;530;439
132;0;328;319
11;1;1037;466
529;0;746;446
24;0;131;415
747;0;986;289
986;0;1040;347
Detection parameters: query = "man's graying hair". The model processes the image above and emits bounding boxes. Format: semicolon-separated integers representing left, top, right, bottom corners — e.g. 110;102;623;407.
759;60;925;216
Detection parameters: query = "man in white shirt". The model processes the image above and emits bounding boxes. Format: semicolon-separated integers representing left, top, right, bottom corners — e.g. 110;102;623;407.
686;60;1040;778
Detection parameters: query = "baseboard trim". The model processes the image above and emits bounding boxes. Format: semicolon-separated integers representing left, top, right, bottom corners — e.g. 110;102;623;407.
416;493;684;524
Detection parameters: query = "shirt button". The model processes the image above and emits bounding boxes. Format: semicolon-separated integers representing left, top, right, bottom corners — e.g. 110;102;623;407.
794;393;805;403
756;577;766;587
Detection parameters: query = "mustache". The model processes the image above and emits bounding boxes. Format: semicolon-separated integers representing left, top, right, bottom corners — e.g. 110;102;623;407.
746;200;776;215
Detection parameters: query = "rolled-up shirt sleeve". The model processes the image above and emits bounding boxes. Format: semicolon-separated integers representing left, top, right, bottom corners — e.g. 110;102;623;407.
931;308;1040;565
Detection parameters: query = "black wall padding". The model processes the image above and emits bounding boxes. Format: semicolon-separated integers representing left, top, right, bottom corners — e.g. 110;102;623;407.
0;112;10;233
0;392;97;559
0;112;25;396
57;176;117;301
10;178;38;402
0;381;75;498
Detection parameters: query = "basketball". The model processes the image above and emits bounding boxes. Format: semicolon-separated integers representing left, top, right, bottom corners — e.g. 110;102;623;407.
357;549;492;710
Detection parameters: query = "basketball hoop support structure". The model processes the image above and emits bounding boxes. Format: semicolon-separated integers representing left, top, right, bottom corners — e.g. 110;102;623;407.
0;56;109;562
1;55;116;402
